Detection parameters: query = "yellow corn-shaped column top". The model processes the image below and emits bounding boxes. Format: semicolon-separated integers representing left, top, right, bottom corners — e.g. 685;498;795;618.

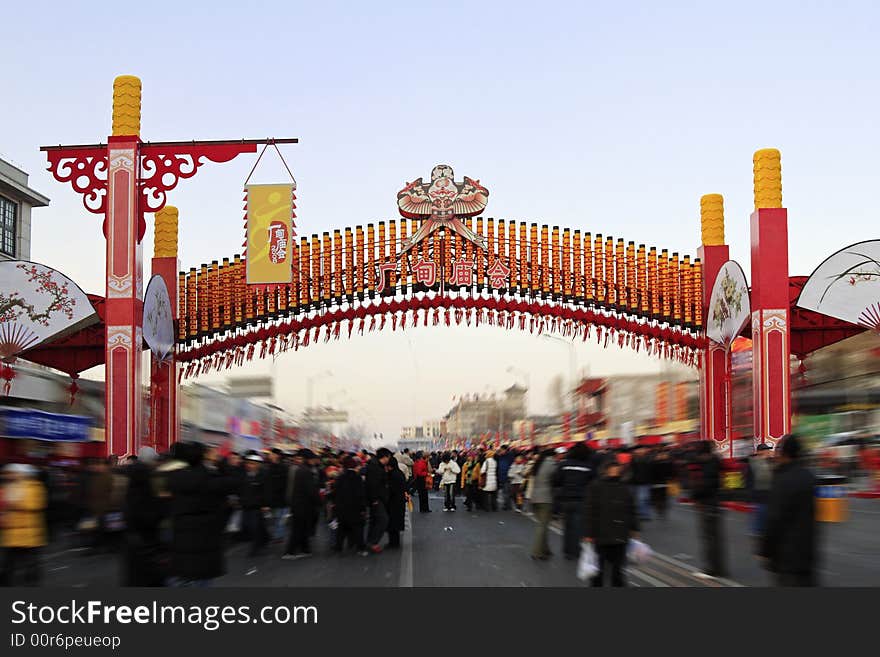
154;206;178;258
700;193;725;246
753;148;782;209
112;75;141;137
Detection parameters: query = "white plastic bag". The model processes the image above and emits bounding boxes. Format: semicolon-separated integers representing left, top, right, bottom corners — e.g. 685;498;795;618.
577;542;598;581
627;538;652;564
225;510;242;534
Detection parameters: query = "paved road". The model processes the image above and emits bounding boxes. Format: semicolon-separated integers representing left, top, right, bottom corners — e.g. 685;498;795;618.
38;493;880;587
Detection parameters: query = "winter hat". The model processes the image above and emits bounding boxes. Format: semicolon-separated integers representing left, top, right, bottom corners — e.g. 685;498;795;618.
245;454;264;462
342;456;358;469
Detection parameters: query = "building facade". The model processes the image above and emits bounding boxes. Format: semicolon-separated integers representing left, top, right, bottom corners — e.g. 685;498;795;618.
0;158;49;261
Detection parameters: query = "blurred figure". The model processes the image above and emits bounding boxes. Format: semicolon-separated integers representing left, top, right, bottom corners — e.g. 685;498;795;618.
84;458;114;554
650;449;675;520
122;447;165;586
412;452;431;513
437;452;460;512
240;454;269;557
759;435;818;586
266;448;289;542
508;454;526;512
745;443;775;542
0;464;47;586
495;445;515;510
552;443;595;560
480;450;499;511
461;453;480;512
331;456;367;555
364;448;391;554
386;456;407;549
283;449;321;560
691;440;727;579
585;455;639;587
167;443;241;586
394;448;413;482
629;446;653;521
529;449;556;560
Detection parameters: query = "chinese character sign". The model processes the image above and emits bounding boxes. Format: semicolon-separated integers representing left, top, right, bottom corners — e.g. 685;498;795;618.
413;259;437;287
449;258;474;286
246;183;295;285
487;260;511;288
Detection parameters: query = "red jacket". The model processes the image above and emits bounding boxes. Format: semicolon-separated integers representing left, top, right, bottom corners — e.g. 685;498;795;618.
413;459;429;478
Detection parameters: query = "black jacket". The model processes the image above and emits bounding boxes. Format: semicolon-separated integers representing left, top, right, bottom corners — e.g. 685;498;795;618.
167;465;240;580
266;461;288;508
332;469;366;523
387;467;407;533
760;461;817;575
551;457;595;505
365;457;389;505
123;461;164;536
288;465;320;515
630;456;653;486
585;476;639;546
691;454;722;503
239;470;267;509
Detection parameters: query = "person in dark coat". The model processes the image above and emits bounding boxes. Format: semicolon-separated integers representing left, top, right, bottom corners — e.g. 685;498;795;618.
585;455;639;587
691;440;727;578
239;454;269;557
121;447;165;586
283;449;321;559
365;448;391;553
745;443;774;540
551;443;595;560
331;456;367;554
759;435;818;586
166;443;241;585
629;446;654;521
265;448;289;542
649;449;675;519
386;456;407;549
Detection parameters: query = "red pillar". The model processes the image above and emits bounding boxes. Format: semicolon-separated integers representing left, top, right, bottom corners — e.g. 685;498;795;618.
750;207;791;446
150;206;179;451
105;135;143;457
750;149;791;448
697;193;729;446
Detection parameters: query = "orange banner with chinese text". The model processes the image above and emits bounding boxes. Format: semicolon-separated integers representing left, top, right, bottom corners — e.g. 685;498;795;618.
246;184;294;285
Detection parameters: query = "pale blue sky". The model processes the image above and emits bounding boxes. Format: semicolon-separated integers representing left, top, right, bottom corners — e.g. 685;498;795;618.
3;1;879;441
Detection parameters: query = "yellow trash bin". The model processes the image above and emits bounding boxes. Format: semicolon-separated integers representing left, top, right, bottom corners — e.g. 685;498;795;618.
815;475;848;523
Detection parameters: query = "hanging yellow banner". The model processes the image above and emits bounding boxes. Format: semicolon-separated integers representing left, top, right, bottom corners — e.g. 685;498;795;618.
246;183;294;285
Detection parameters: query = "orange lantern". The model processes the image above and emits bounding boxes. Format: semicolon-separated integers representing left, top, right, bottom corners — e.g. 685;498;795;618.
693;258;704;329
637;244;647;316
583;232;593;303
594;233;604;304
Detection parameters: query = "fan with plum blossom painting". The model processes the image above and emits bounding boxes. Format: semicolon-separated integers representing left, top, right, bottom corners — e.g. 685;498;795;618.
797;240;880;333
0;261;98;362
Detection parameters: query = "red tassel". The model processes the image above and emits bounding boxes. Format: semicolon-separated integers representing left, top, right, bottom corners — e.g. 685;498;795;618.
1;363;15;395
379;314;387;332
68;374;80;406
333;323;341;340
401;312;407;330
349;320;355;338
369;316;376;332
359;318;366;335
445;309;451;326
392;314;398;331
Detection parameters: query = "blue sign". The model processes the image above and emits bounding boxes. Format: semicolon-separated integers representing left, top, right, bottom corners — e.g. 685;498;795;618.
0;407;93;442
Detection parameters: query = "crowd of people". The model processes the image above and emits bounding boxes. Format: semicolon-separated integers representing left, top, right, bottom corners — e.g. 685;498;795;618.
0;434;825;586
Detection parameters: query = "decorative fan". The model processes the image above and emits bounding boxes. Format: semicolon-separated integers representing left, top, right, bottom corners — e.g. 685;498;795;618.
143;275;174;361
706;260;751;347
797;240;880;332
0;261;98;361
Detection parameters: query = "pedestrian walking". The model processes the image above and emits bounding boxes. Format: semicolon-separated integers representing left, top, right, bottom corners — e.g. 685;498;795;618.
331;456;367;555
437;452;461;511
480;450;499;511
745;443;774;541
551;443;595;560
529;449;556;560
365;448;391;553
121;447;165;586
283;449;321;560
266;448;289;542
584;455;639;587
691;440;727;578
166;443;241;586
412;452;431;513
461;454;480;512
649;448;675;519
629;446;654;521
508;454;526;512
495;445;515;510
240;454;269;557
758;435;818;586
386;456;408;549
0;464;47;586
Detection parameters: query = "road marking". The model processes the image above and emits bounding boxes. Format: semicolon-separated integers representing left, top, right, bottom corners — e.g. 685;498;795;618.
649;551;744;587
399;507;414;588
628;567;670;587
